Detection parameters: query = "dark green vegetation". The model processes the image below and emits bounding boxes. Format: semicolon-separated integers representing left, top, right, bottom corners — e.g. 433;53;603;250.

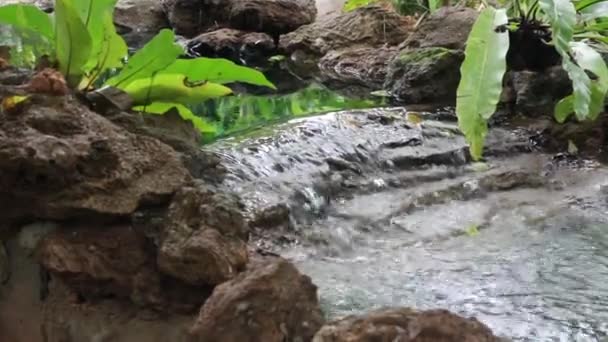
0;0;274;132
344;0;443;14
457;0;608;159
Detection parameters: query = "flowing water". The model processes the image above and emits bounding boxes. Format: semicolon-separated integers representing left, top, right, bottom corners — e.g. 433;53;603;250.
209;104;608;341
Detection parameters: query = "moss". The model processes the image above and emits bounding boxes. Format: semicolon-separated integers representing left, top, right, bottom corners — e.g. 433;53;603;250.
397;47;458;64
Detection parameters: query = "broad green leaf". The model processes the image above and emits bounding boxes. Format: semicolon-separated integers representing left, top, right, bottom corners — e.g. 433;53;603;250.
0;4;54;40
81;13;127;88
539;0;576;53
104;29;183;88
574;0;607;11
162;58;276;89
55;0;92;86
72;0;127;83
580;1;608;21
428;0;441;12
121;73;233;105
540;0;594;118
456;7;509;160
133;102;218;134
553;41;608;122
343;0;379;11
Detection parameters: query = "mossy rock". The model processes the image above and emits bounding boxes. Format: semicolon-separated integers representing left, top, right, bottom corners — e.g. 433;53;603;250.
396;47;460;65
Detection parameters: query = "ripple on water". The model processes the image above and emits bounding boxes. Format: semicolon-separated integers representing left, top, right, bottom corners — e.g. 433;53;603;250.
289;177;608;342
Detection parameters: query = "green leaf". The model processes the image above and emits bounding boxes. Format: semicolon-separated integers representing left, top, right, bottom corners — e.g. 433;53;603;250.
428;0;441;12
54;0;93;86
540;0;595;119
72;0;127;83
133;102;218;134
0;4;54;41
162;58;276;89
580;1;608;21
343;0;379;11
121;74;233;106
456;7;509;161
104;29;183;88
465;224;480;237
554;41;608;122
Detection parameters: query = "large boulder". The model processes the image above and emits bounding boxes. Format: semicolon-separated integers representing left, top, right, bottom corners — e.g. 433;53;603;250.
0;93;189;224
402;7;478;50
384;47;464;104
319;46;399;89
114;0;169;49
161;0;229;37
313;307;502;342
157;181;249;286
187;28;276;64
37;224;210;312
505;66;572;117
280;5;410;58
383;7;477;104
229;0;317;36
189;256;325;342
163;0;316;38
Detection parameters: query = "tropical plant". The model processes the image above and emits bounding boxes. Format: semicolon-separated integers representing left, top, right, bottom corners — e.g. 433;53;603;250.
0;0;274;132
343;0;442;14
456;0;608;160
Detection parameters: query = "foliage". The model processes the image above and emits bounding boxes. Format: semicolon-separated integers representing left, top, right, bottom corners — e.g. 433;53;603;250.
456;0;608;159
0;0;274;135
456;7;509;160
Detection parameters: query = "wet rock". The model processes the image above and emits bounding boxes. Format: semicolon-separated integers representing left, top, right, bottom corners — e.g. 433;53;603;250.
187;28;276;64
158;181;249;286
280;5;410;58
162;0;230;37
250;203;291;229
402;7;478;50
115;0;169;49
229;0;317;36
385;47;464;104
189;256;325;342
506;66;571;117
313;307;501;342
0;95;190;224
18;221;58;255
319;46;399;89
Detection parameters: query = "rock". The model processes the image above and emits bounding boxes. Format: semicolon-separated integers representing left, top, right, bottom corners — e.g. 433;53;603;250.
280;5;410;58
114;0;169;49
161;0;230;37
316;0;346;17
189;256;325;342
38;224;211;312
319;46;399;89
0;0;53;11
0;94;190;224
158;181;249;286
187;28;276;64
313;307;502;342
18;221;58;255
507;66;571;117
402;7;478;50
384;47;464;104
229;0;317;36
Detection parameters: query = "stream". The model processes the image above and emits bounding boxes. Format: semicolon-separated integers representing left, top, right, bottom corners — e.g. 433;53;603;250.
206;89;608;341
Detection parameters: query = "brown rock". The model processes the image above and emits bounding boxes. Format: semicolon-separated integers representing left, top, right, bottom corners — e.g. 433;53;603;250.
313;307;502;342
24;68;68;96
187;28;276;64
158;181;249;286
38;224;211;312
0;94;189;223
115;0;169;48
161;0;232;37
402;7;478;51
280;5;410;57
319;46;399;89
189;257;325;342
229;0;317;36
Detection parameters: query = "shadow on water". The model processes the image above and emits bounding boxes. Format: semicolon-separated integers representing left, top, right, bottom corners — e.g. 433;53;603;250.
191;83;385;143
